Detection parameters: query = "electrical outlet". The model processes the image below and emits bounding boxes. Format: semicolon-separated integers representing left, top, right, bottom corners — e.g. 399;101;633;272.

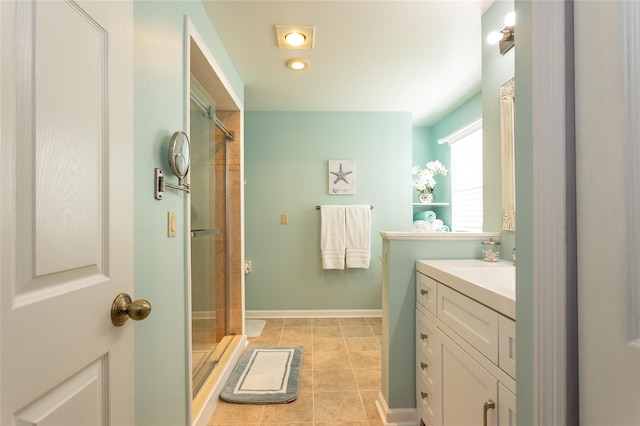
245;261;252;274
281;214;288;225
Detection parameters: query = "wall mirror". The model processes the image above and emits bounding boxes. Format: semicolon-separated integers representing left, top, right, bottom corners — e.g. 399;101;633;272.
500;77;516;231
168;130;191;184
154;131;192;200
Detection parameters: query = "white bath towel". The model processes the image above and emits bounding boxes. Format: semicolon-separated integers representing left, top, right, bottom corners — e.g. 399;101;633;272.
345;205;371;269
320;205;345;269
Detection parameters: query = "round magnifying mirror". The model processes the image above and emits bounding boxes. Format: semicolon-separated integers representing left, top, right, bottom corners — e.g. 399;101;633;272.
168;131;190;183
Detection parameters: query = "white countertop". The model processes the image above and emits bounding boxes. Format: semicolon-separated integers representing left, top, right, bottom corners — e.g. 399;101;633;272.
416;259;515;319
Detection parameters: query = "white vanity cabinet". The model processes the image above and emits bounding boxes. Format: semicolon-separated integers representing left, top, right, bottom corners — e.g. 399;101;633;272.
416;260;516;426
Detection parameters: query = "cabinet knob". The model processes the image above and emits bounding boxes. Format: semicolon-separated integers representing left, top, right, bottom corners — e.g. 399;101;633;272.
420;391;428;400
420;333;428;340
420;289;428;296
420;362;428;370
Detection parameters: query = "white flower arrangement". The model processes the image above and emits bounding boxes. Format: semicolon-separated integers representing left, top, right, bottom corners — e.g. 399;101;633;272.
412;160;448;195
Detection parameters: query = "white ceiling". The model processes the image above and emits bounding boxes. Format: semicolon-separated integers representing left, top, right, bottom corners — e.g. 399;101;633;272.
202;1;493;126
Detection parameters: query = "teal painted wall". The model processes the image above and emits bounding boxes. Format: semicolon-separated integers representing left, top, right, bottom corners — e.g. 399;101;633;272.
514;0;533;424
412;126;433;174
482;0;515;256
133;2;242;424
432;92;483;143
244;112;412;311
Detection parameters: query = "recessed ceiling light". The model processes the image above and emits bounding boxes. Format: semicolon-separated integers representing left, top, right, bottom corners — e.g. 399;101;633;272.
276;25;315;49
284;32;306;47
285;58;310;71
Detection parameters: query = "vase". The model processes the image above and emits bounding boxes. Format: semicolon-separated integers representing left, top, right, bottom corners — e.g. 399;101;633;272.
419;192;434;203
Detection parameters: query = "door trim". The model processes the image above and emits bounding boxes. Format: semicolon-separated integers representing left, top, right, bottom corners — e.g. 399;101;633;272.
622;0;640;350
517;1;578;425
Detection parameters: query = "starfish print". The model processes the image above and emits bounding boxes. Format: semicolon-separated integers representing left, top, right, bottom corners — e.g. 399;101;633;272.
330;163;353;184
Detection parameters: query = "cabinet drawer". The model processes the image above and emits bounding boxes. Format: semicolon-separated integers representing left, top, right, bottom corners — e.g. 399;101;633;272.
417;272;437;315
437;283;499;363
418;349;437;392
418;342;438;397
499;315;516;379
417;380;437;426
417;310;439;363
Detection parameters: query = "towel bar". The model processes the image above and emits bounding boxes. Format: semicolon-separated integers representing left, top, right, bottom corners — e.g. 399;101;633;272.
316;205;373;210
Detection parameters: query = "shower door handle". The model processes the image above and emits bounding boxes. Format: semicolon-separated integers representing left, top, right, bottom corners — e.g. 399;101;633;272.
191;228;220;238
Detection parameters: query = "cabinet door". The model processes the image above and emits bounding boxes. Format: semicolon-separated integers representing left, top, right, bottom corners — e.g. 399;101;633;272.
441;333;498;426
498;383;516;426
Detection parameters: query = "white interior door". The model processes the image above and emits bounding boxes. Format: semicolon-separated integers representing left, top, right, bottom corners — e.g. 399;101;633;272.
575;1;640;424
0;1;135;424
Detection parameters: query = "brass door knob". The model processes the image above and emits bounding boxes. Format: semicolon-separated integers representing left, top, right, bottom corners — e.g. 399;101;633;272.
111;293;152;327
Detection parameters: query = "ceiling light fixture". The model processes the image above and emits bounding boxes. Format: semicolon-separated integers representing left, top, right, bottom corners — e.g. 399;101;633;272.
284;32;306;47
487;12;515;55
285;58;310;71
276;25;315;49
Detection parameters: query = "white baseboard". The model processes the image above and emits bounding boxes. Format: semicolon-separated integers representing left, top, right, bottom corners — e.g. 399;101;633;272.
374;392;417;426
245;309;382;319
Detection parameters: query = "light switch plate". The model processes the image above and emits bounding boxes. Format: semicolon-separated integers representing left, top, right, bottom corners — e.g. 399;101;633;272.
168;211;177;237
281;214;288;225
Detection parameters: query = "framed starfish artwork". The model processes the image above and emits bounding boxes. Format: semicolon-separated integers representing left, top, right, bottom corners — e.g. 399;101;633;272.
328;160;355;194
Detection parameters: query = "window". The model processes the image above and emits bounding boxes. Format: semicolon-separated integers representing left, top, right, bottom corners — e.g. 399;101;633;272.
442;120;483;232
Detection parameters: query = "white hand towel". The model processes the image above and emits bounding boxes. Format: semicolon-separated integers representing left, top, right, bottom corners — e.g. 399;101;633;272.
345;205;371;269
320;205;345;270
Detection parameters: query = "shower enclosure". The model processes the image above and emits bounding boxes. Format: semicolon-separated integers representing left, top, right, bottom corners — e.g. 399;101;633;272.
189;79;234;397
187;30;244;424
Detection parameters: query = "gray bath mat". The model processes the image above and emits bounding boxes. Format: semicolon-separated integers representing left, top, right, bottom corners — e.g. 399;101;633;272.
220;346;303;404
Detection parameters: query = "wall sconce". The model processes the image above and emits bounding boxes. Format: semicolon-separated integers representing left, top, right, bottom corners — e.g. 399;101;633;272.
487;12;515;55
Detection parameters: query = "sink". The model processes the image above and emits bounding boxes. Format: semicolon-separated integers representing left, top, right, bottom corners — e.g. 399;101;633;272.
448;266;515;294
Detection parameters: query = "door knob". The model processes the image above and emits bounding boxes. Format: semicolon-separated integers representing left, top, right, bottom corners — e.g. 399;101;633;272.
111;293;152;326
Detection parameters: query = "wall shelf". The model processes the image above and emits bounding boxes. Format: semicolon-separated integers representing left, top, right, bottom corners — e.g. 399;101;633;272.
413;202;450;207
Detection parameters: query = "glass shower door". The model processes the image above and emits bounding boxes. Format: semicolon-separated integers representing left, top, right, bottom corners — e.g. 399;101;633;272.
189;85;230;397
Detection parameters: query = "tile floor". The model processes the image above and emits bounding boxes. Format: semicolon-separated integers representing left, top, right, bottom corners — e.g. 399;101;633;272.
207;317;384;426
